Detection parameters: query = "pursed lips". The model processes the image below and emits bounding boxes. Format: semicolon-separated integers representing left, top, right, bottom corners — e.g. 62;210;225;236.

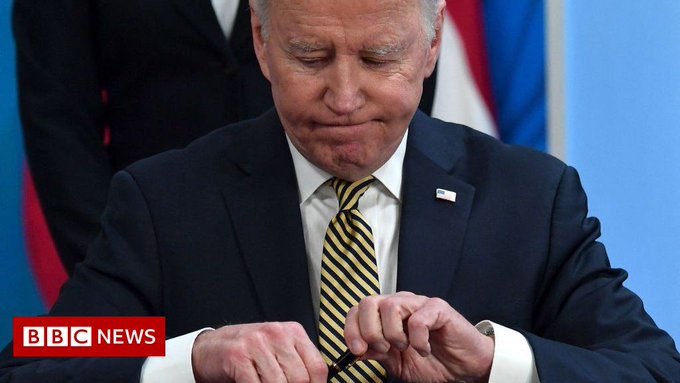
312;119;377;130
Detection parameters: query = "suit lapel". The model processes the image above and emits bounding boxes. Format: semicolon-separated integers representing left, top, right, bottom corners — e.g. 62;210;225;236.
170;0;237;66
397;112;475;299
220;111;317;342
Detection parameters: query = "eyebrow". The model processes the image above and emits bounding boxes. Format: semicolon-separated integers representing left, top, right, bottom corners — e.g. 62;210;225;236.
362;42;407;56
285;39;407;56
286;39;327;54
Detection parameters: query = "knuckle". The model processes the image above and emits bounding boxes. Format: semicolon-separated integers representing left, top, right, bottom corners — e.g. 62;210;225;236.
345;306;359;325
245;330;268;349
408;315;428;329
428;297;448;308
261;322;292;343
360;295;380;308
284;321;306;336
357;297;380;315
262;321;284;335
379;297;400;313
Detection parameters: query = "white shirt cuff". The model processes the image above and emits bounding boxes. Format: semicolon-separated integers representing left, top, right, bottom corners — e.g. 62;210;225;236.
475;320;540;383
140;328;213;383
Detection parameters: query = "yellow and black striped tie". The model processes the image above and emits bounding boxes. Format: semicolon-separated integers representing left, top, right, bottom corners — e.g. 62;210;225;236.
319;176;387;382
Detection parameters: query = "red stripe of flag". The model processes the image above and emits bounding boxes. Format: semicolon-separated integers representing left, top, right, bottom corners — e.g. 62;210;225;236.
446;0;497;118
22;168;67;308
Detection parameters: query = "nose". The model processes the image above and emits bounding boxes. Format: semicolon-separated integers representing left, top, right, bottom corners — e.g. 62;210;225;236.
323;57;366;116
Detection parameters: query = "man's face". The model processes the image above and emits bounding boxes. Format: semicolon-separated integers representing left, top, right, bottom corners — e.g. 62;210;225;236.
252;0;443;181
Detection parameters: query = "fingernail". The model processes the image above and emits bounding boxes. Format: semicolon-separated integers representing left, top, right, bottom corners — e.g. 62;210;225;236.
351;340;363;353
418;344;431;357
375;342;390;353
396;342;408;351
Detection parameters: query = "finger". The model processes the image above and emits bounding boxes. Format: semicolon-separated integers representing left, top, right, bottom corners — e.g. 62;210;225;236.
295;338;329;383
406;298;451;356
274;322;327;383
253;347;287;383
379;297;412;351
344;305;368;355
233;359;262;383
357;296;391;353
377;292;429;352
276;346;310;383
247;327;287;383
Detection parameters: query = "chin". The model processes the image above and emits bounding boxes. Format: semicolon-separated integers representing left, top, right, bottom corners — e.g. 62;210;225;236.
329;158;377;181
303;143;378;179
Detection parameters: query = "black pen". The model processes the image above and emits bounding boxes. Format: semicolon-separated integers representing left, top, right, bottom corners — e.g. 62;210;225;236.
327;349;359;382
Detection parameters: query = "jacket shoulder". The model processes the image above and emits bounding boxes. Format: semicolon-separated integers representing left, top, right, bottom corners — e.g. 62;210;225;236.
124;110;281;187
412;112;568;184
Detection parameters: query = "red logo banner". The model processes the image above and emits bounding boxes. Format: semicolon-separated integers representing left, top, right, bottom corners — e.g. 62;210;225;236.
13;317;165;357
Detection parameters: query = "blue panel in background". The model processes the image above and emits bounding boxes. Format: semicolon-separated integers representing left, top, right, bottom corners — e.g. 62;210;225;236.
565;1;680;342
0;0;45;347
483;0;546;151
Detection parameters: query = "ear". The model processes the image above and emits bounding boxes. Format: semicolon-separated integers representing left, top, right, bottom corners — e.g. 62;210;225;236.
424;1;445;78
250;2;271;81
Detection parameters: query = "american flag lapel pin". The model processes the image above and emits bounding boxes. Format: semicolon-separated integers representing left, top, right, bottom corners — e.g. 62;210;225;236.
435;188;457;203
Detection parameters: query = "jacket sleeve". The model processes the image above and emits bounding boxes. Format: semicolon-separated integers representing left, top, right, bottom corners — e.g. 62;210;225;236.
0;171;163;382
13;0;113;274
526;166;680;382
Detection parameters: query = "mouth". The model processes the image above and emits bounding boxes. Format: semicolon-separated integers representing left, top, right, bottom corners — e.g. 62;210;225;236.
310;122;376;141
315;123;367;129
313;119;378;129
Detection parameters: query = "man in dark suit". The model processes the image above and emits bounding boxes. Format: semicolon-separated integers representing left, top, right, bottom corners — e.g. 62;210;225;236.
2;0;679;382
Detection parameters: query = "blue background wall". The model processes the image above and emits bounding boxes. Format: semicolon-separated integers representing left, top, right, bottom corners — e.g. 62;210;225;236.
565;1;680;342
0;0;46;347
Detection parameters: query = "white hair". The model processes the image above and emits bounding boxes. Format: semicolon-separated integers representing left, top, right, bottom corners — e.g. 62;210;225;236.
250;0;444;42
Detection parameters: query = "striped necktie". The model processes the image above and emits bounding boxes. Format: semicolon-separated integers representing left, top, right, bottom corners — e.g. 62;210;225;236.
319;176;387;382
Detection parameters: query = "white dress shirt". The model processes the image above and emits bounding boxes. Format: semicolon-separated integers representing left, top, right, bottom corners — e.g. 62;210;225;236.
210;0;239;39
141;128;539;382
291;133;404;320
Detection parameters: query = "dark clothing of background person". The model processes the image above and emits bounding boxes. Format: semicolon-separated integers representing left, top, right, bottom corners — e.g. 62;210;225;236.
12;0;439;274
12;1;237;272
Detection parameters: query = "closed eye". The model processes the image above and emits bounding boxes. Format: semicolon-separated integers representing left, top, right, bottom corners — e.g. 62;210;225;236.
362;57;390;67
297;56;327;68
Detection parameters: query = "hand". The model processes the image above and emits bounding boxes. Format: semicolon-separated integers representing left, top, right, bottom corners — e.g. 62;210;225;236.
344;292;494;383
191;322;328;383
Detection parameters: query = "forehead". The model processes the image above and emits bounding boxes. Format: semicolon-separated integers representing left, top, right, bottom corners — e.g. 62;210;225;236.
269;0;423;47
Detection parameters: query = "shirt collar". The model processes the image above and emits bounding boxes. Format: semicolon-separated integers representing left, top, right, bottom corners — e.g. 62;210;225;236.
286;130;408;204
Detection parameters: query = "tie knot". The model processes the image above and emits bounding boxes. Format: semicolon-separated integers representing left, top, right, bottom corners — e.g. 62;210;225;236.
329;175;375;211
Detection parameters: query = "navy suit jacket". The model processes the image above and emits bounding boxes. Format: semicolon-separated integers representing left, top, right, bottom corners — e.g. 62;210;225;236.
1;110;679;382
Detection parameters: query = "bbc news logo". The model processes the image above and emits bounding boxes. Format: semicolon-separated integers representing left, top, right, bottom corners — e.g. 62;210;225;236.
24;326;93;347
14;317;165;357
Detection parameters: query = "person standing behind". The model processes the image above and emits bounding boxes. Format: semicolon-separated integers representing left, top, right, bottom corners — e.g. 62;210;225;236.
12;0;275;274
